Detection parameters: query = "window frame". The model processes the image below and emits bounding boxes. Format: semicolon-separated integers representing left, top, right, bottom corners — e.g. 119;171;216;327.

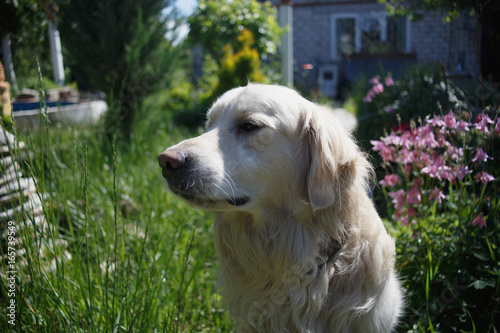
330;11;411;61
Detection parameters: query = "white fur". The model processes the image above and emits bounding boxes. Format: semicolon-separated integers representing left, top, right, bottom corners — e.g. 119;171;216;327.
160;84;404;332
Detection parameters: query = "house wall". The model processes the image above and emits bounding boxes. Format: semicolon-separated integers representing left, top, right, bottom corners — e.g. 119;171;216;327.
269;0;479;88
410;11;478;77
292;1;384;68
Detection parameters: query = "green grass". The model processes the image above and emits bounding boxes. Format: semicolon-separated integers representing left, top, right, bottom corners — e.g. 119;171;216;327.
0;101;232;331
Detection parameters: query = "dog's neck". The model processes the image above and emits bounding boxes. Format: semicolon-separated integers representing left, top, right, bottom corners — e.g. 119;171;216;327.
213;201;348;279
212;205;350;329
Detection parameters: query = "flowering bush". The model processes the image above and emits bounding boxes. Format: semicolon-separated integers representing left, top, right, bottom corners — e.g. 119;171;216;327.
347;64;468;154
372;111;497;226
372;109;500;331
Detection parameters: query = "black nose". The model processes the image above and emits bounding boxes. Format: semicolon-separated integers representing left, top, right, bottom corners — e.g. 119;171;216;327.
158;149;188;170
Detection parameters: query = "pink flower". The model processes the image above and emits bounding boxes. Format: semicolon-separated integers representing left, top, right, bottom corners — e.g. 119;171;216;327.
415;124;432;137
441;167;455;182
446;146;464;161
363;93;373;103
472;148;492;163
371;139;385;151
380;174;400;187
472;213;486;228
399;131;413;149
422;133;439;148
383;132;402;146
422;154;453;181
426;116;446;128
457;120;471;132
422;155;444;179
416;152;431;167
388;189;406;211
455;165;472;181
371;140;395;162
495;118;500;137
385;76;394;86
475;114;494;134
429;188;446;204
437;129;450;147
444;112;457;129
372;83;384;94
414;126;438;148
475;171;496;186
369;77;380;85
406;185;421;205
396;147;414;165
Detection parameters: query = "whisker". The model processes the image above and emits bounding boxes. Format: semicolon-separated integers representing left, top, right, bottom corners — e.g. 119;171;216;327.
213;183;233;201
221;170;237;201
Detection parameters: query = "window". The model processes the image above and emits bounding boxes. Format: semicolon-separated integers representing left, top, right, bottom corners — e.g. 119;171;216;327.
336;18;356;58
361;16;382;48
331;14;360;60
331;12;410;60
387;15;408;53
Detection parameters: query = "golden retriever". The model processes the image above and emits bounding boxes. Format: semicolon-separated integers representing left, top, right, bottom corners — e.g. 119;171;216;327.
158;84;403;332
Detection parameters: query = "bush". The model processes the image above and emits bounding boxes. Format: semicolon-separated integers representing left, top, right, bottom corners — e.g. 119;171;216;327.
350;64;467;151
372;109;500;331
209;29;267;101
141;29;270;131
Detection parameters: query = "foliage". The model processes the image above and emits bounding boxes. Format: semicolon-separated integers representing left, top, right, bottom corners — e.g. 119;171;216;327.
351;64;470;151
0;0;52;84
210;29;267;99
188;0;282;65
141;79;207;129
58;0;184;141
378;0;476;22
0;83;232;330
368;71;500;331
185;0;283;126
160;29;270;130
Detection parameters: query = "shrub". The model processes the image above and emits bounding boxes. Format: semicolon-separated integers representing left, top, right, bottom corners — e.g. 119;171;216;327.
210;29;266;99
372;109;500;332
350;64;467;151
150;29;271;130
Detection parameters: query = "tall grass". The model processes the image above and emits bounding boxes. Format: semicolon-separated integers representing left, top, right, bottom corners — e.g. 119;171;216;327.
0;85;232;331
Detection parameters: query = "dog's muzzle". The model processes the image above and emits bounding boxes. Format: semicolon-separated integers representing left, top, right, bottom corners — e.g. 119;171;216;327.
158;149;249;207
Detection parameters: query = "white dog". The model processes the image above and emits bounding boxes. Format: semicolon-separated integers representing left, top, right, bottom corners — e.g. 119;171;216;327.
158;84;403;332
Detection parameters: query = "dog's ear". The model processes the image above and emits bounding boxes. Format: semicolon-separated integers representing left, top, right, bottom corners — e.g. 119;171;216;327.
301;105;368;211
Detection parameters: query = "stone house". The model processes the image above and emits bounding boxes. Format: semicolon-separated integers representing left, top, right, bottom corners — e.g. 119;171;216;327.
264;0;479;98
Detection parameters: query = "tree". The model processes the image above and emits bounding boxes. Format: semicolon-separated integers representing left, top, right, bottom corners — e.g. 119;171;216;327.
380;0;475;21
379;0;500;83
58;0;182;141
188;0;282;65
0;0;51;90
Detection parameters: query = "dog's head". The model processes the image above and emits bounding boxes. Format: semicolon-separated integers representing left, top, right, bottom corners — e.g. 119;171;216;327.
158;84;368;213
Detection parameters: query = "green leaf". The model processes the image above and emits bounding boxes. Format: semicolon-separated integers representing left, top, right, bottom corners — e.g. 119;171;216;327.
472;251;490;261
469;279;495;290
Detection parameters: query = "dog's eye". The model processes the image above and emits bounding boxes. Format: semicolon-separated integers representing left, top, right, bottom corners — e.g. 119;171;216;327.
239;121;261;132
